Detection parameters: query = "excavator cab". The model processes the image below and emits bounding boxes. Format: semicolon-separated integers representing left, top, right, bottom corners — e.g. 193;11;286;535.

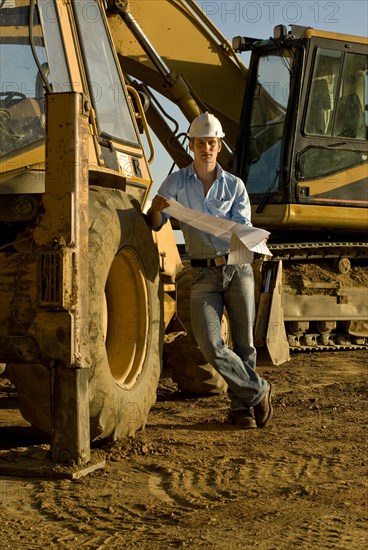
0;1;153;202
233;26;368;363
234;25;368;234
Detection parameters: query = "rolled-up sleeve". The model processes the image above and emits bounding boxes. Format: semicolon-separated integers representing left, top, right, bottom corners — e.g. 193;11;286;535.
152;173;181;230
229;177;252;225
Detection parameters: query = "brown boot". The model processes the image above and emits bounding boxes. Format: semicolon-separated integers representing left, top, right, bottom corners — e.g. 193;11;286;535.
254;383;274;428
227;410;257;429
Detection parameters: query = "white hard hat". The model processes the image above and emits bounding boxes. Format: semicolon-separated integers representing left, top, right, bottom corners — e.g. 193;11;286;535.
187;112;225;138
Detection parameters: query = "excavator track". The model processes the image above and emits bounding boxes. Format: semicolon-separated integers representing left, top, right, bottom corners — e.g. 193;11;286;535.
267;242;368;354
288;339;368;353
269;242;368;261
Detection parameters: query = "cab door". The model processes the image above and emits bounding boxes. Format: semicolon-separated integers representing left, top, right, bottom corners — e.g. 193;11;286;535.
294;39;368;208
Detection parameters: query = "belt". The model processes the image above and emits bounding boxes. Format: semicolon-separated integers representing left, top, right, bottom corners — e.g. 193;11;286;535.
190;255;228;267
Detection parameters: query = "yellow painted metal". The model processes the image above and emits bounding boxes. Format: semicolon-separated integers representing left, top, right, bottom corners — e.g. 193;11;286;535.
126;85;155;164
152;221;183;283
107;0;248;148
0;93;90;367
105;247;149;390
1;1;155;207
252;202;368;231
57;1;85;95
163;291;177;330
34;92;90;369
296;163;368;204
255;261;289;367
0;149;45;186
304;27;368;45
1;25;42;39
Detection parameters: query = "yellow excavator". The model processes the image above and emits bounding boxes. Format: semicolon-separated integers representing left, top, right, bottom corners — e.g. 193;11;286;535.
108;1;368;369
0;0;367;464
0;0;169;465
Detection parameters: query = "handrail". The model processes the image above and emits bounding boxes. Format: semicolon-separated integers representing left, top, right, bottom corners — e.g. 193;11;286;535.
126;84;155;164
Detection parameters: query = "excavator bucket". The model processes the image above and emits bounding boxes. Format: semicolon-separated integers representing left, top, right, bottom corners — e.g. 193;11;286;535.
254;260;290;366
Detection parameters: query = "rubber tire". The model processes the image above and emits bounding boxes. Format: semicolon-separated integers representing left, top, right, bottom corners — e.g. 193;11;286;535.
164;265;228;395
7;187;164;441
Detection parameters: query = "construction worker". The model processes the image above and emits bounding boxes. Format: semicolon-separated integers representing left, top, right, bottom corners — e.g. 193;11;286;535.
147;112;274;429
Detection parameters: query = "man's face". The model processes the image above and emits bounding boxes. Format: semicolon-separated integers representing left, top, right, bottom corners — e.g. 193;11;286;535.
190;138;222;163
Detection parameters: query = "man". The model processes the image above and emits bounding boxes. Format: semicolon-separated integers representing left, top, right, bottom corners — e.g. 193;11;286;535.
147;112;273;429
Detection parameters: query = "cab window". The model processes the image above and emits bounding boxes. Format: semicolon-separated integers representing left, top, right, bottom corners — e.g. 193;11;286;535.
73;1;139;145
305;48;367;140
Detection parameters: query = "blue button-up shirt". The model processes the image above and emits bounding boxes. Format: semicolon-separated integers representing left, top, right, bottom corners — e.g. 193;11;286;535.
155;162;252;259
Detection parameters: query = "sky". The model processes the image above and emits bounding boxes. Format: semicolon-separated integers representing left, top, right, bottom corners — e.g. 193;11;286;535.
146;0;368;195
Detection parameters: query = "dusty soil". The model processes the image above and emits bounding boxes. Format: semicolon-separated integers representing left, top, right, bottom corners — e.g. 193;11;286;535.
284;263;368;294
0;351;367;549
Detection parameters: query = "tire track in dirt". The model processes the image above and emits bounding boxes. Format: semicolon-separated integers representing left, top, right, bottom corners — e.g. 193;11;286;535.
141;447;363;507
1;352;367;549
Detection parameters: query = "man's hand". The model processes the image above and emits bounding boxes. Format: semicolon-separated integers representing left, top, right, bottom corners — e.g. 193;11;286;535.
147;195;170;229
151;195;170;211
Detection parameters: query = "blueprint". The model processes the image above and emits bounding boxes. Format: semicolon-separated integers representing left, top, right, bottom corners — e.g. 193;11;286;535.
164;198;272;264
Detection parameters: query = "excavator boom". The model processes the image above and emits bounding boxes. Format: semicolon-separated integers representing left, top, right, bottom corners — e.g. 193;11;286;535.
106;4;368;362
106;0;248;165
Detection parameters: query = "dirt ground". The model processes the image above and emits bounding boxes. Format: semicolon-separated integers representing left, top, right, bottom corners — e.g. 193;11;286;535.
0;350;367;549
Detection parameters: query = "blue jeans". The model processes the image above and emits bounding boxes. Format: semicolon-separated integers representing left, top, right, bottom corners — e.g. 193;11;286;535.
190;264;267;411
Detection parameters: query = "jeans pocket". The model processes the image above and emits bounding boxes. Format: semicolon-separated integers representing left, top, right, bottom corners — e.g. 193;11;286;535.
191;267;207;286
237;263;254;276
